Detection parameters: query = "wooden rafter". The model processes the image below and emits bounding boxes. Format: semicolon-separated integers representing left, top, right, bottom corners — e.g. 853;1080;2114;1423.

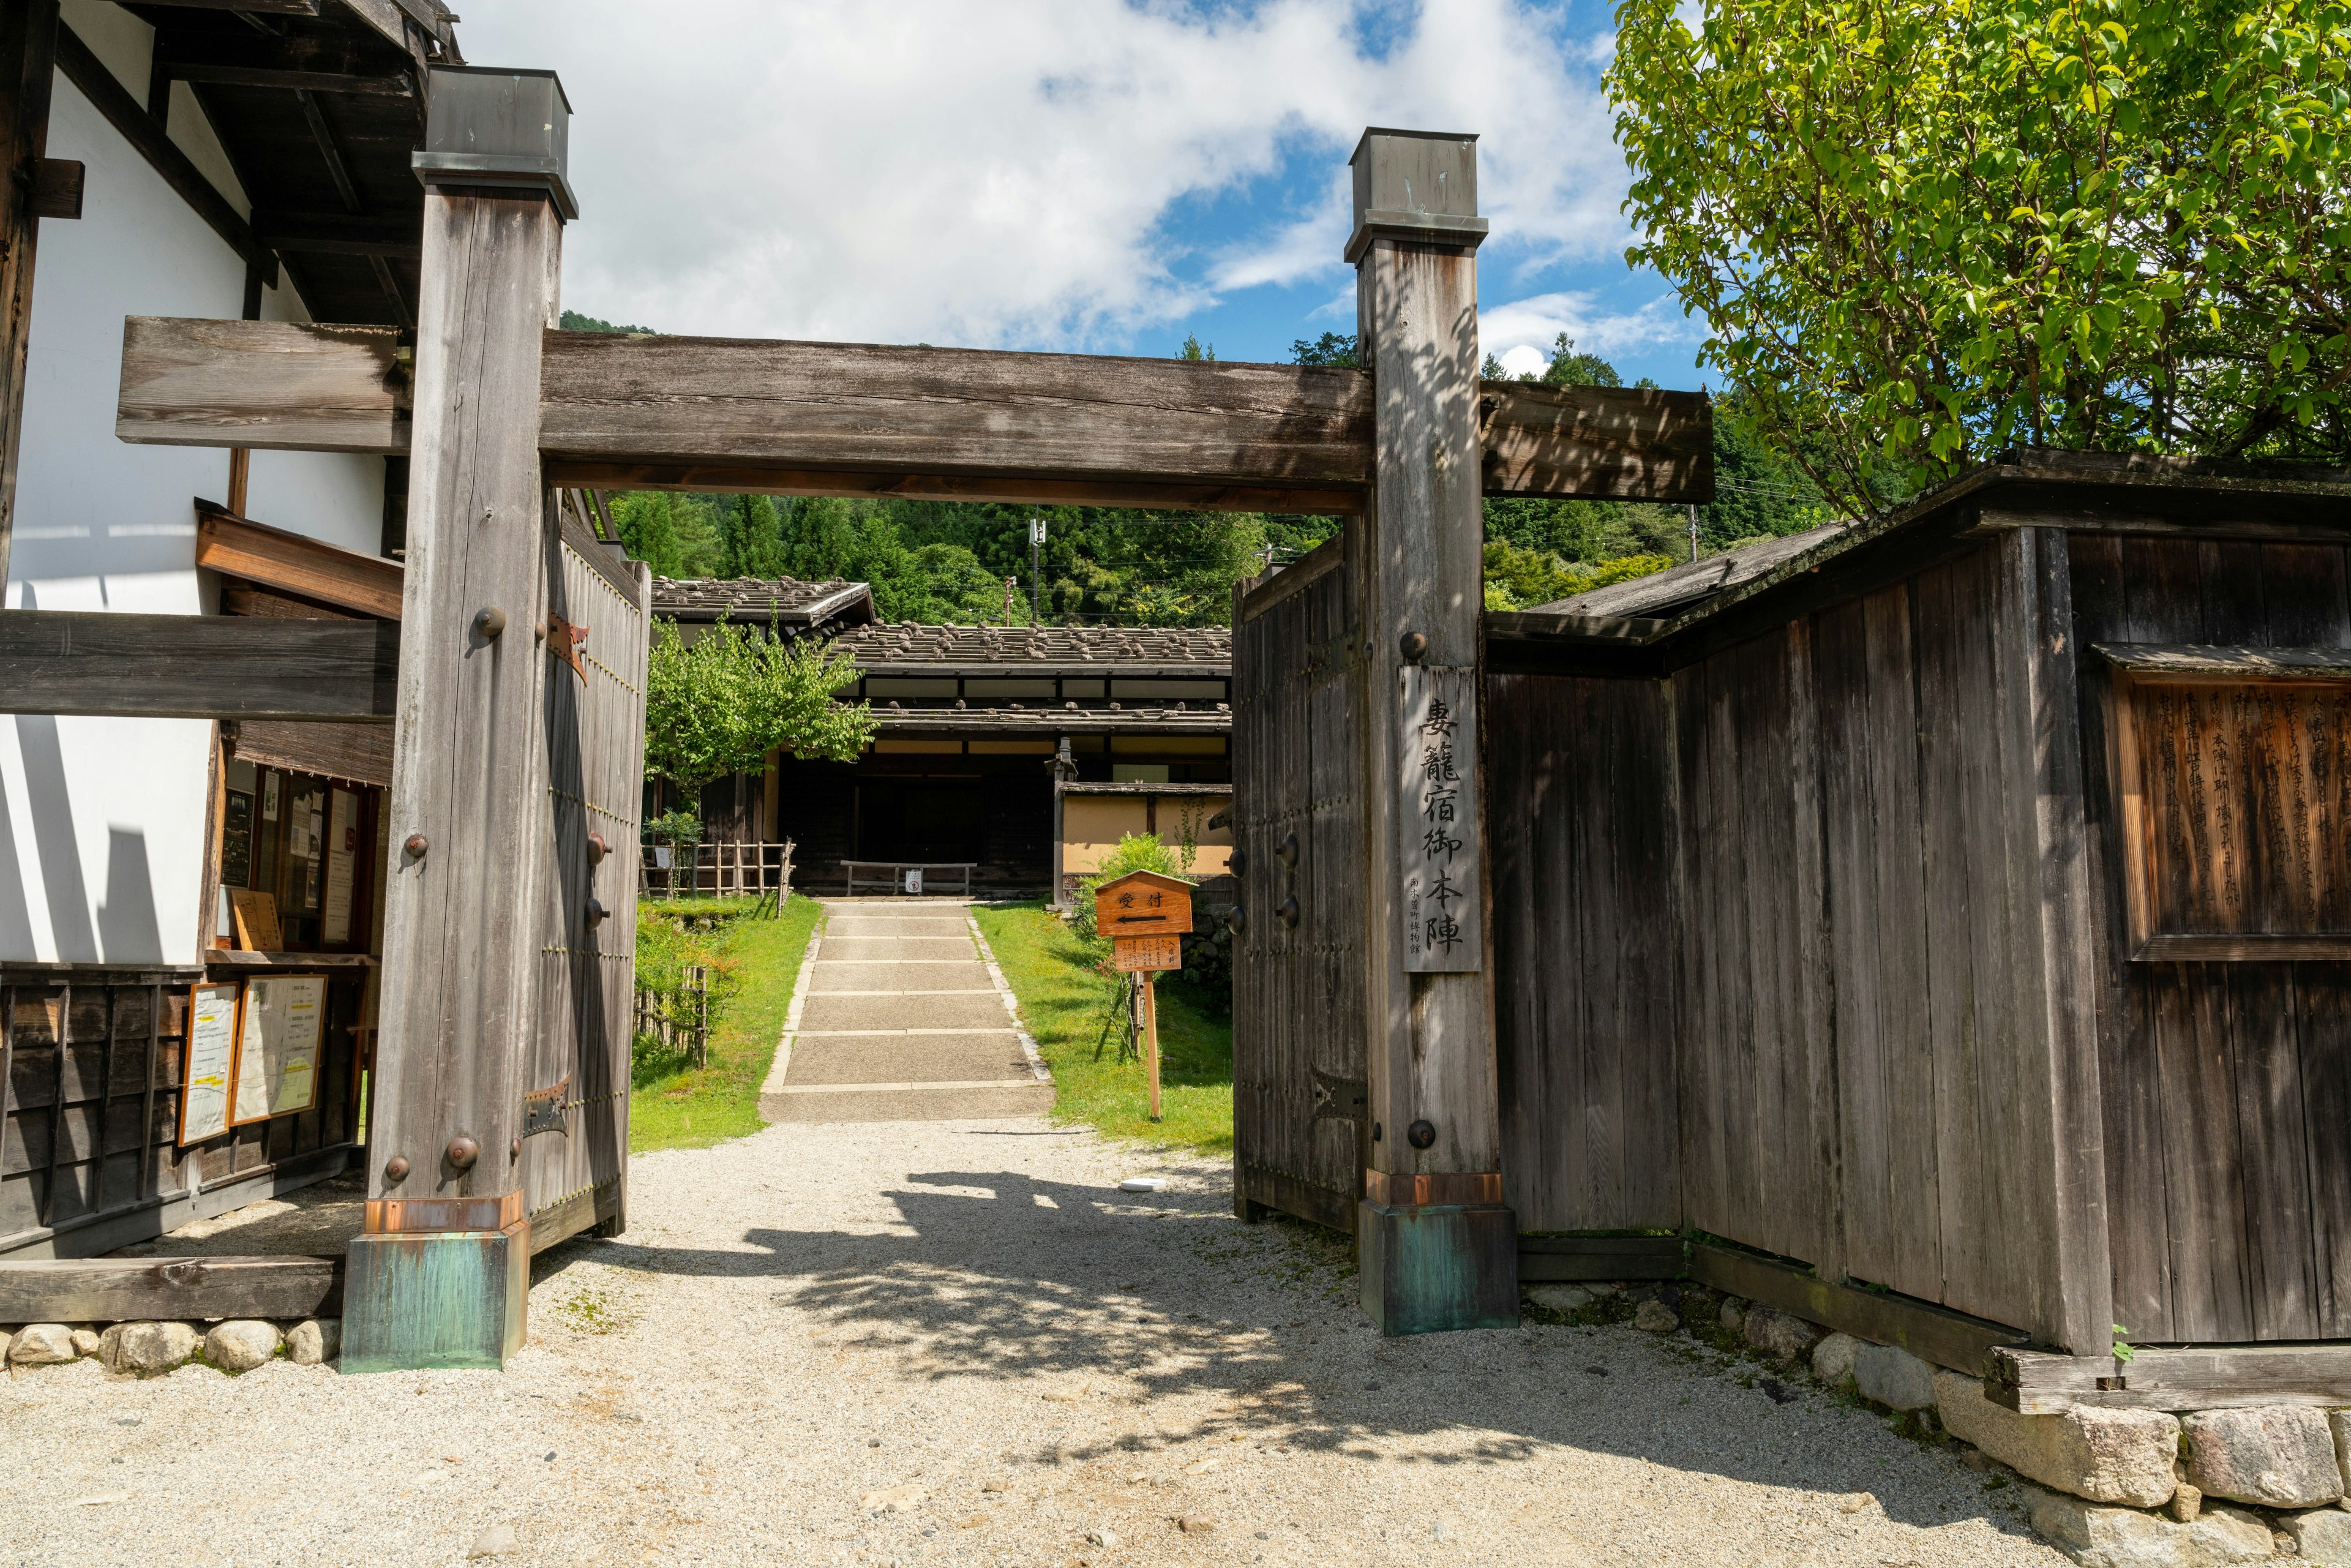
116;317;1717;510
194;499;405;618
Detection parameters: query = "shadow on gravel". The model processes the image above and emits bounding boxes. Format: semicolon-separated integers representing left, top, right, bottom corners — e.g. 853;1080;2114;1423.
544;1165;2042;1548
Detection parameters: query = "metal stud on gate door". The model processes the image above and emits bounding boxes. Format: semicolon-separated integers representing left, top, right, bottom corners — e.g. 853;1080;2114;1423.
404;833;428;860
1229;847;1247;876
1226;906;1246;935
383;1155;410;1182
1399;630;1428;663
474;606;507;639
446;1135;479;1171
1277;895;1300;928
1407;1120;1436;1150
586;897;607;926
1275;832;1299;868
587;831;609;865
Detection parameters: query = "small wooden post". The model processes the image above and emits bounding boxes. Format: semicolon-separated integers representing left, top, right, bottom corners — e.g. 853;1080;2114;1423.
1142;972;1161;1122
1348;129;1517;1335
0;0;61;591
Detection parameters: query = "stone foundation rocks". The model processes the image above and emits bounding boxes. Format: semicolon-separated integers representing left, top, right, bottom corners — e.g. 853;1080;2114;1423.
7;1323;78;1365
1935;1371;2178;1508
286;1318;341;1366
1742;1305;1821;1363
1854;1344;1937;1411
1809;1331;1860;1387
2181;1406;2344;1508
1633;1299;1680;1333
204;1319;284;1373
101;1321;201;1376
2027;1490;2273;1567
2280;1506;2351;1567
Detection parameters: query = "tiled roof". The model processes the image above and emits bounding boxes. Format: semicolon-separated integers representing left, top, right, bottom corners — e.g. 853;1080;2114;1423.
650;577;875;625
871;702;1230;735
836;623;1231;670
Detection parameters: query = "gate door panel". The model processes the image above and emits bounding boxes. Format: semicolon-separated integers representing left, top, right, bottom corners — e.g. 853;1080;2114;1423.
1232;527;1368;1231
522;506;648;1249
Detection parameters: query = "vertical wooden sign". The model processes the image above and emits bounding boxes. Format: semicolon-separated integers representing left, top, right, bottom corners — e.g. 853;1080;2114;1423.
1398;663;1480;972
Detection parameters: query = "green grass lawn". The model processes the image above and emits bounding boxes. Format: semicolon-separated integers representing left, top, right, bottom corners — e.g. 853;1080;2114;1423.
973;900;1233;1153
629;893;822;1153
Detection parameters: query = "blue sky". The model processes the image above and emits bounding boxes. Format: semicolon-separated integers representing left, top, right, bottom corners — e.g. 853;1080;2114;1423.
460;1;1711;390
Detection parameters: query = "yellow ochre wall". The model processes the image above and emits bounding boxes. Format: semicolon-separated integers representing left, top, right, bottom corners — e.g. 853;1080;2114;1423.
1063;793;1232;876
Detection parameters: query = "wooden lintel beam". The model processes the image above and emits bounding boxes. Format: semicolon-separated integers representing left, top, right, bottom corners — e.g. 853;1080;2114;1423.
0;1255;341;1322
546;459;1365;517
130;0;323;13
157;62;413;98
0;608;397;720
114;317;1717;507
1482;380;1714;503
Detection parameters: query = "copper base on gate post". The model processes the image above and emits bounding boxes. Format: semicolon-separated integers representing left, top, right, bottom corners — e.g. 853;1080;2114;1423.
340;1190;530;1374
1357;1170;1520;1337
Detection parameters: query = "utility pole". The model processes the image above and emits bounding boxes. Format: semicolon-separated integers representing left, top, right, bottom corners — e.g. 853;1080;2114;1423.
1028;516;1045;623
1002;576;1016;626
1688;502;1699;563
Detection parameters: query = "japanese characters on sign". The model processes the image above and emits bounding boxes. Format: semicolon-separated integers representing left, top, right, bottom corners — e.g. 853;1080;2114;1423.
1093;871;1191;940
1112;932;1183;972
1398;664;1481;973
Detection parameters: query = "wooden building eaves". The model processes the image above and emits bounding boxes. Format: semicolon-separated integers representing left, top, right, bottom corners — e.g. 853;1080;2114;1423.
1510;452;2351;680
871;706;1229;737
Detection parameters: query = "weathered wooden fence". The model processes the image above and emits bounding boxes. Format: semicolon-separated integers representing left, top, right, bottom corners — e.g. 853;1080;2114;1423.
632;966;708;1067
639;840;794;901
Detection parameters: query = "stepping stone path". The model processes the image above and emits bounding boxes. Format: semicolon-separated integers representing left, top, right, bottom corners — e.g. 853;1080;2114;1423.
758;899;1053;1122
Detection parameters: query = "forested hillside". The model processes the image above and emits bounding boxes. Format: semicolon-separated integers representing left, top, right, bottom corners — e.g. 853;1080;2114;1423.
559;311;1822;622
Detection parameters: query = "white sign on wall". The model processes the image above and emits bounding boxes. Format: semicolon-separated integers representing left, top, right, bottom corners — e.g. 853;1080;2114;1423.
1398;664;1481;973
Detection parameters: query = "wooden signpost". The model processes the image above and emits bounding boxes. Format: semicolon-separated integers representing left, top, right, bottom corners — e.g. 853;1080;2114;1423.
1095;870;1193;1122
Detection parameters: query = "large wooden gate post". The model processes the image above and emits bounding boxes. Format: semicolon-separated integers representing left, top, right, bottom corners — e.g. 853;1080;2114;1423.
1349;129;1517;1334
343;68;581;1374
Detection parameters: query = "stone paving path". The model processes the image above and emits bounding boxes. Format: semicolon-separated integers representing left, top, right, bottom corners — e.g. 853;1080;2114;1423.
759;899;1054;1124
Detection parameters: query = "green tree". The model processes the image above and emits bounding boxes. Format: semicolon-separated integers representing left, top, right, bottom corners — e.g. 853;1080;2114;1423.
1611;0;2351;517
643;615;876;801
1290;332;1359;368
559;310;657;334
1178;334;1217;361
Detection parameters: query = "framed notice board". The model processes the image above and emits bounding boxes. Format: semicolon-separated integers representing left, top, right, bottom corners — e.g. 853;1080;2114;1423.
230;973;326;1125
179;981;242;1145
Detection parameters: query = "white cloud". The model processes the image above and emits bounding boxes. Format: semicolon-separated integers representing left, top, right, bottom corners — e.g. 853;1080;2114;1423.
455;1;1630;352
1477;290;1704;375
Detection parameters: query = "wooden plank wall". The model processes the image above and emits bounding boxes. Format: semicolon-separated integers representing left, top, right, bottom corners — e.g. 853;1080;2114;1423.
522;526;648;1250
1493;538;2095;1346
1;971;359;1255
1483;673;1679;1231
2070;533;2351;1341
1231;533;1367;1231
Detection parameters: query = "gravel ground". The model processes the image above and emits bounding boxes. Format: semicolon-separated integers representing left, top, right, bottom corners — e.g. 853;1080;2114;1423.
2;1117;2064;1567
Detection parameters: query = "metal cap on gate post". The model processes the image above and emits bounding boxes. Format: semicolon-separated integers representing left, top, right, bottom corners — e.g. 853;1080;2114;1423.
1344;129;1487;264
413;66;579;220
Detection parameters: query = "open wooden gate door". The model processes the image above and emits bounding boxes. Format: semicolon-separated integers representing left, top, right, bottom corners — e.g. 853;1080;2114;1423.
522;505;648;1250
1231;528;1371;1232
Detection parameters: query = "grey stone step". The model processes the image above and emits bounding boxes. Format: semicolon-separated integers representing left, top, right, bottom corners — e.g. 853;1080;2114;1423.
820;937;977;962
809;959;991;992
785;1033;1035;1085
797;992;1010;1032
759;1080;1054;1123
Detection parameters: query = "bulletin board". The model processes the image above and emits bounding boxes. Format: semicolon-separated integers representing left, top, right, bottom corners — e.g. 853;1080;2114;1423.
230;973;327;1125
179;981;242;1145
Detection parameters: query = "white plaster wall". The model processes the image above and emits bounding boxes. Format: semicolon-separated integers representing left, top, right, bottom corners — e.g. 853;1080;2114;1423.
1;51;390;964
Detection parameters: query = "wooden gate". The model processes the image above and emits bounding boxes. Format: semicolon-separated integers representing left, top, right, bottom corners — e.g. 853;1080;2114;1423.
1231;529;1370;1231
522;506;648;1250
